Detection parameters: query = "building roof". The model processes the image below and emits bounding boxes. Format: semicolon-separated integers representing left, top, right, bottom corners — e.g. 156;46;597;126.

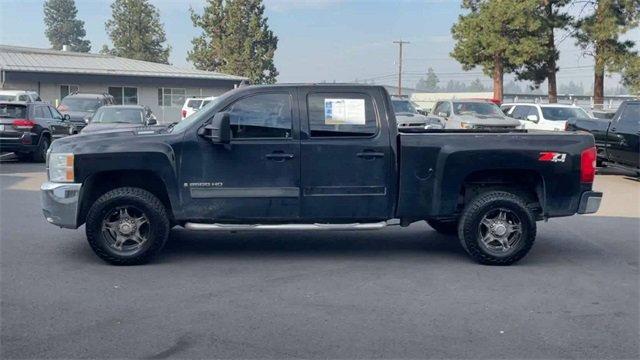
0;45;247;81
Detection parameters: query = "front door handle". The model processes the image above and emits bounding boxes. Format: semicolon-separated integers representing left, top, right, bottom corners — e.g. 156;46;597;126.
357;151;384;159
266;152;295;161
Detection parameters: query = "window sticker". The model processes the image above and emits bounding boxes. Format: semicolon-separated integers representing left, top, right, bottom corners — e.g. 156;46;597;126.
324;98;366;125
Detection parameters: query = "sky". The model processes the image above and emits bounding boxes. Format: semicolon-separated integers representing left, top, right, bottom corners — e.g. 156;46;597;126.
0;0;637;91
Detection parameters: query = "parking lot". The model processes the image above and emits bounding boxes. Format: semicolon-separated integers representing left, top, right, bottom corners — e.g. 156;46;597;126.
1;158;638;359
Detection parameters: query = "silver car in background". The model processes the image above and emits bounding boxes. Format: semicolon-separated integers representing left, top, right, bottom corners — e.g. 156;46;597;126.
391;97;443;130
432;99;521;130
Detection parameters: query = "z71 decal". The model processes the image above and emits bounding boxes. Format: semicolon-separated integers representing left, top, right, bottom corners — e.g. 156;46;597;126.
539;152;567;163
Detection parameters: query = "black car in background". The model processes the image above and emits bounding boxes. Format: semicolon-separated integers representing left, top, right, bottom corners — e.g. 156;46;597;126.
57;93;115;131
567;100;639;174
81;105;158;134
0;101;73;162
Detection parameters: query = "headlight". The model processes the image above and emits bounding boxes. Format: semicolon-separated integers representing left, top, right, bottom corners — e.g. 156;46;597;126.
48;153;75;182
461;122;475;129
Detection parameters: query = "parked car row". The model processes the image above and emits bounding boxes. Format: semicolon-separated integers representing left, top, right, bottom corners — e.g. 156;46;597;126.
1;90;159;162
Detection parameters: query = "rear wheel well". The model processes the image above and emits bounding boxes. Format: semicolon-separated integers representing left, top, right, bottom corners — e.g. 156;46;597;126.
78;170;173;225
458;169;544;219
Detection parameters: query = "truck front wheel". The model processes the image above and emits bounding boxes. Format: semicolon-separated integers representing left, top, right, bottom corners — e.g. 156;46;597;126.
458;191;536;265
85;187;170;265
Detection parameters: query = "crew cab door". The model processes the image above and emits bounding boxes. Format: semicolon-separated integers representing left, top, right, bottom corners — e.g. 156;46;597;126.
607;102;639;168
179;90;301;221
298;88;395;221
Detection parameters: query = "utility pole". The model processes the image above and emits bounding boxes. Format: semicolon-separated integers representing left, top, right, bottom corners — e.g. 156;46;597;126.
393;40;410;96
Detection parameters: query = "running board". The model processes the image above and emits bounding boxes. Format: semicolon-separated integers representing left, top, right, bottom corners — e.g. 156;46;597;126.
184;221;391;231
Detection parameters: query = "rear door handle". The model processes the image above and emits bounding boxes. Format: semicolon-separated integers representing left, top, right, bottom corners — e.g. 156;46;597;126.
266;152;294;161
357;151;384;159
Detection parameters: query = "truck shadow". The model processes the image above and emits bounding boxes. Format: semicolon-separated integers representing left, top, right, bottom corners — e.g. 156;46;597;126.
160;223;467;261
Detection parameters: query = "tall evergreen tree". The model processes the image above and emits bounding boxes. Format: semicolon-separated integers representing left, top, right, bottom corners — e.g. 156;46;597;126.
515;0;572;103
43;0;91;52
574;0;639;107
188;0;279;84
621;55;640;95
416;68;440;92
103;0;171;64
450;0;547;101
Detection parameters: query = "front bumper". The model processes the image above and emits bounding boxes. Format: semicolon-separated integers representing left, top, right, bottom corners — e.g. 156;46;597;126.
41;181;82;228
577;191;602;214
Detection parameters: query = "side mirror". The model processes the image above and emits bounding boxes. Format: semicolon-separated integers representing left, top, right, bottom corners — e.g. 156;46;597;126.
199;112;230;144
526;114;539;123
63;114;71;121
438;112;449;118
147;116;157;125
83;115;91;124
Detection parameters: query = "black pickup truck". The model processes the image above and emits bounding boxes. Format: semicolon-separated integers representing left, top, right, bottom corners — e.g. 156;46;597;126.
41;84;601;266
567;100;639;175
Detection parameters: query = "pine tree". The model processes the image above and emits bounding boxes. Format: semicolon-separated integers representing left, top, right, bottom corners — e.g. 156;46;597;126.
621;56;640;95
574;0;639;107
450;0;547;101
468;78;486;91
416;68;440;92
188;0;279;84
43;0;91;52
103;0;171;64
515;0;572;103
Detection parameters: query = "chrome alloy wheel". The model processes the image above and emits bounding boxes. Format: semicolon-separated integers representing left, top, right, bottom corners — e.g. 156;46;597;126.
478;208;522;255
101;206;149;254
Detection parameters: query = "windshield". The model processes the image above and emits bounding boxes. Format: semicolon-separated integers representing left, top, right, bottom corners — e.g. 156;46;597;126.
91;108;143;124
60;98;102;112
171;95;228;132
541;106;589;120
453;102;503;116
0;104;27;118
392;100;417;114
0;95;17;102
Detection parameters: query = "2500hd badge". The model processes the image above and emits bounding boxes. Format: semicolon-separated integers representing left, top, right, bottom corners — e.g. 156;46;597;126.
41;84;602;265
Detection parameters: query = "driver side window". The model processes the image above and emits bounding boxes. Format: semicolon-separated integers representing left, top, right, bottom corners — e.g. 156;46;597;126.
225;93;292;139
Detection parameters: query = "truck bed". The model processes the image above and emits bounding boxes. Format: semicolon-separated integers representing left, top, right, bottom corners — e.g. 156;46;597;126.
396;131;596;219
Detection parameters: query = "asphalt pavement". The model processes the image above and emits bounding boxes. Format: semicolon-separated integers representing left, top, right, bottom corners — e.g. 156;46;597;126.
1;160;638;359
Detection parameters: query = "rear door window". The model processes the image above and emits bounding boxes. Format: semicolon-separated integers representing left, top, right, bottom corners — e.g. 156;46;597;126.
34;106;47;118
307;92;377;137
619;103;639;129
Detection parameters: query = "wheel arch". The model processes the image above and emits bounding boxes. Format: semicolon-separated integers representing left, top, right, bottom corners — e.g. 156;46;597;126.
78;170;174;226
458;169;546;218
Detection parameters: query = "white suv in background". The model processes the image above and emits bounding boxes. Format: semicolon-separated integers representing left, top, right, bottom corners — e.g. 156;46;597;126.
0;90;41;102
181;98;204;120
180;96;219;120
501;103;591;131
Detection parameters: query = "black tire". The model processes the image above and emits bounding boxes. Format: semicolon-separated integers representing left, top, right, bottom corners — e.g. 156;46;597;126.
85;187;170;265
458;190;536;265
426;219;458;235
32;136;49;163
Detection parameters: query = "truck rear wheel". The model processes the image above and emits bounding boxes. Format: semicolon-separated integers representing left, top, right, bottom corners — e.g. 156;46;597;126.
85;187;170;265
458;191;536;265
426;219;458;235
